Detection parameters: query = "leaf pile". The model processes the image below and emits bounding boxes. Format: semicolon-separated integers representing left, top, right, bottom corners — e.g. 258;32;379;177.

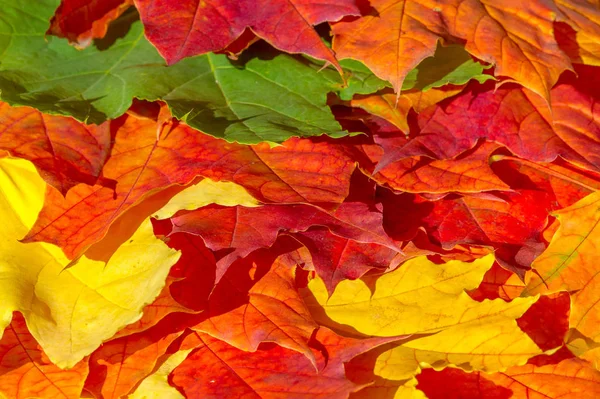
1;0;600;397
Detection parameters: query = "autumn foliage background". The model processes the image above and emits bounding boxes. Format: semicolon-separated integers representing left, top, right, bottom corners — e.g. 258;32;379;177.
1;0;600;397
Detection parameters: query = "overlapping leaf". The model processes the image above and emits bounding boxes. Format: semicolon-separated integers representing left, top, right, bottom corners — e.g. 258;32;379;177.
0;0;352;144
0;157;179;367
332;0;573;101
525;190;600;294
171;328;399;399
48;0;133;47
3;0;600;397
23;111;357;259
0;102;112;194
0;313;88;399
133;0;360;67
166;200;398;282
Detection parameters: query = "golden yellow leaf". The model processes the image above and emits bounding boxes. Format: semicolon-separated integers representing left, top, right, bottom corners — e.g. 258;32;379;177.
127;347;194;399
0;157;181;368
387;378;427;399
570;271;600;344
374;314;542;379
308;254;528;336
308;254;541;378
152;178;260;219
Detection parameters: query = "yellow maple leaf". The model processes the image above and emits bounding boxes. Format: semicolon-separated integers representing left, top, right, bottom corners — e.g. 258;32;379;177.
308;254;542;377
374;315;542;379
152;178;259;219
309;254;536;336
0;157;182;368
127;347;193;399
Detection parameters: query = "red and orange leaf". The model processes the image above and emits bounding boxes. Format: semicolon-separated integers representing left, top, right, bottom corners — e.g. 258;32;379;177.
385;67;600;172
133;0;360;67
0;313;89;399
381;189;551;276
491;155;600;209
332;0;572;101
23;113;357;259
169;201;398;282
468;262;525;301
171;327;399;399
48;0;133;48
366;141;509;194
292;228;401;294
0;102;112;195
189;242;318;362
84;315;186;399
486;357;600;399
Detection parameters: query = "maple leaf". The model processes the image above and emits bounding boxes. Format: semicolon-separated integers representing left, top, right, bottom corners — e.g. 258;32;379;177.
0;156;180;367
170;327;400;398
292;228;402;294
0;2;353;144
167;201;398;283
525;190;600;295
133;0;360;67
85;314;186;399
187;245;319;363
381;65;600;173
4;1;600;397
380;188;552;276
0;313;89;399
48;0;133;48
491;155;600;209
308;255;538;342
332;0;572;101
22;113;357;259
485;357;600;398
366;141;510;194
0;102;112;195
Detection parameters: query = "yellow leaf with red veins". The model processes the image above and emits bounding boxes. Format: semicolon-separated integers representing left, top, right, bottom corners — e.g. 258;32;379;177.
0;157;180;368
